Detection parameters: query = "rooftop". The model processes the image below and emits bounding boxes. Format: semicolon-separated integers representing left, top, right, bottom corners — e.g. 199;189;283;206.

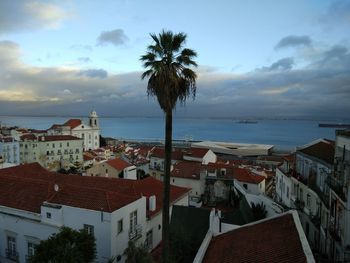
203;212;312;263
64;119;82;129
171;161;203;180
0;163;189;216
106;158;133;171
184;147;210;159
298;139;334;165
150;147;184;160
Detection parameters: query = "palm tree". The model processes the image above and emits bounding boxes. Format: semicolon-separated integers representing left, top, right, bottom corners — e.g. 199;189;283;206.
140;30;197;263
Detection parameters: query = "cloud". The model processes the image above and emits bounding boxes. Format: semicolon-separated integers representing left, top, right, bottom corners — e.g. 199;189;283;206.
275;35;312;50
78;57;91;63
0;40;349;120
0;0;67;34
257;57;294;72
319;0;350;27
77;69;108;78
97;29;128;46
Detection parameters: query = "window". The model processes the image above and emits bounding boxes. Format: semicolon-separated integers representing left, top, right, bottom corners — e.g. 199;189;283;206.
118;219;123;234
67;142;70;147
7;235;18;260
46;212;51;218
59;143;62;148
27;242;36;258
84;224;94;236
130;210;137;233
307;194;311;207
52;143;55;148
243;184;248;190
287;186;289;198
145;230;153;250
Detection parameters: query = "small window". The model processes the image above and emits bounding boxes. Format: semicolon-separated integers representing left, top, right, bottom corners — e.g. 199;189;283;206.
118;219;123;234
84;224;94;236
46;212;51;219
243;184;248;190
172;179;175;183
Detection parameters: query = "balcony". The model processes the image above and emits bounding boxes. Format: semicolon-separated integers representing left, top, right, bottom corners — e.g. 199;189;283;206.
6;248;19;262
326;177;346;201
129;224;142;241
329;216;342;243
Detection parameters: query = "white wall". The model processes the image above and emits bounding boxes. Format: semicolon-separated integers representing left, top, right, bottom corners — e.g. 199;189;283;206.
275;167;293;207
170;177;204;197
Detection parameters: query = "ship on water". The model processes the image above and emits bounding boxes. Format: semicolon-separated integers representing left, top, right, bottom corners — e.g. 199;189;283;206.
319;123;350;128
236;120;258;124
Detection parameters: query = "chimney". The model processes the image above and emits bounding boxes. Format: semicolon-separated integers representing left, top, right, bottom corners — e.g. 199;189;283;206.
149;195;156;211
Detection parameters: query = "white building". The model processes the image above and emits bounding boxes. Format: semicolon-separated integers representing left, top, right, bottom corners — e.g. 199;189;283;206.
0;163;189;263
19;134;83;171
183;148;217;165
47;111;100;151
0;136;19;165
328;130;350;262
275;139;335;258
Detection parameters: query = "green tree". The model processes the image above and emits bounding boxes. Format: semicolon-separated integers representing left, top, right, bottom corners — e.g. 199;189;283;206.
29;227;96;263
124;241;154;263
140;30;197;263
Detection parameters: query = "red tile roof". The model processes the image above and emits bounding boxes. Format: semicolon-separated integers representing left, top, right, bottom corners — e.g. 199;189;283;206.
184;147;210;159
299;140;334;165
233;167;265;184
0;163;189;216
20;134;37;140
106;158;133;171
171;161;203;180
203;213;308;263
64;119;82;129
150;147;184;160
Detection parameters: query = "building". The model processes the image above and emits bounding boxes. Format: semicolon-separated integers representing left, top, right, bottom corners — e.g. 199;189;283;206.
183;147;217;164
0;136;19;165
86;157;137;180
171;161;205;206
47;111;100;150
191;141;274;156
19;135;83;171
275;139;335;259
0;163;189;263
194;210;315;263
328;130;350;262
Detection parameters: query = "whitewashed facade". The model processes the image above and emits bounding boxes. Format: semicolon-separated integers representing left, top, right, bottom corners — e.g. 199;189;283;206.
0;137;19;165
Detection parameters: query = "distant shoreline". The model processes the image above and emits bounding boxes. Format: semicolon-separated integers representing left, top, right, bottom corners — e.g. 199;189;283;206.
0;115;349;122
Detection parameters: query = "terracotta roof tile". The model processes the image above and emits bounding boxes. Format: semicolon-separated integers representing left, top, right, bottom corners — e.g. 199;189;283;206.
106;158;133;171
0;163;189;216
171;161;203;180
233;167;265;184
64;119;82;129
184;147;210;158
299;141;334;164
150;147;183;160
203;214;308;263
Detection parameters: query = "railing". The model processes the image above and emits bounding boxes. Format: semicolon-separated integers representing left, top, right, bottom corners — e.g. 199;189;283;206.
129;224;142;241
329;217;342;242
326;177;346;201
6;248;19;261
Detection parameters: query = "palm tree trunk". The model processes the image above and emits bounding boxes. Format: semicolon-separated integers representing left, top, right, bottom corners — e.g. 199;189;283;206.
162;109;172;263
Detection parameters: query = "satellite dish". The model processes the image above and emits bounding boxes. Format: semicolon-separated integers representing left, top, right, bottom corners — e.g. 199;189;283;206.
54;184;59;192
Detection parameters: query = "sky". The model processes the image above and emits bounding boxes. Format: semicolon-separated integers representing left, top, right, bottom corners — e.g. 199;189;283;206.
0;0;349;120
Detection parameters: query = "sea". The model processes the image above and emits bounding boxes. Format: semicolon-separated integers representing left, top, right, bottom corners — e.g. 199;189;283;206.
0;116;343;151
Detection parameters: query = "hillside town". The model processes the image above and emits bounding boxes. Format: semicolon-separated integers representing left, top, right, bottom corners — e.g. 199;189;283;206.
0;111;349;262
